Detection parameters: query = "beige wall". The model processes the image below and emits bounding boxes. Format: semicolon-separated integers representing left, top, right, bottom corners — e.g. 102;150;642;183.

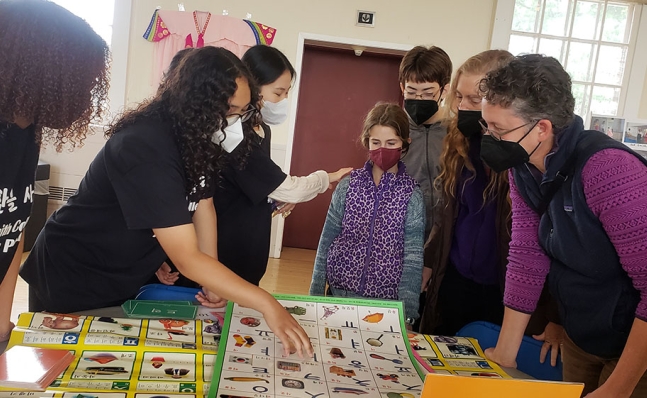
126;0;498;145
641;69;647;119
125;1;647;138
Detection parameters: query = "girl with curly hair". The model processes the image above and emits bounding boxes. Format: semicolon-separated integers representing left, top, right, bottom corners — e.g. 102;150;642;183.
20;47;313;357
0;0;109;343
154;46;350;288
419;50;513;336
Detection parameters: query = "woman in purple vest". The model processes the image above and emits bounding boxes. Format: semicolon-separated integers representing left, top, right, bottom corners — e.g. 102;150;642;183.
481;54;647;397
309;103;425;327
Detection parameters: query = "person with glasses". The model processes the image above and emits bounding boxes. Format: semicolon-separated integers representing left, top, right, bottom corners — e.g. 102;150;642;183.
20;47;314;358
420;49;564;369
0;0;110;344
152;46;351;296
480;54;647;397
420;50;512;335
399;46;453;241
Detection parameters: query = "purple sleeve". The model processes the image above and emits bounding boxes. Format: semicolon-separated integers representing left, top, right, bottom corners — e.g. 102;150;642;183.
582;149;647;322
503;171;552;314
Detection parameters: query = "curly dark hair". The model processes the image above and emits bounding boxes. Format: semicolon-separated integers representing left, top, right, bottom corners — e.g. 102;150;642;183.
0;0;110;151
106;46;260;197
479;54;575;130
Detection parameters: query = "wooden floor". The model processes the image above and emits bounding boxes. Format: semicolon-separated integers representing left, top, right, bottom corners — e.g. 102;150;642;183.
11;248;316;322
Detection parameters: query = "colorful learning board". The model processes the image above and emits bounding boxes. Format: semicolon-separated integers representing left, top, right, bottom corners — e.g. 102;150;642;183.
1;311;224;397
407;333;510;378
209;294;427;398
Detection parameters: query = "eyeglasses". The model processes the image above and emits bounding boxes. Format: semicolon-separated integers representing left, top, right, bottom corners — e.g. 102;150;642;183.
226;106;258;126
404;91;440;101
478;119;538;141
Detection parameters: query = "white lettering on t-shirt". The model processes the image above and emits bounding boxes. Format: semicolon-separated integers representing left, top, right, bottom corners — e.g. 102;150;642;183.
24;184;34;203
0;217;29;240
2;234;21;253
1;217;28;252
0;188;18;214
188;201;198;212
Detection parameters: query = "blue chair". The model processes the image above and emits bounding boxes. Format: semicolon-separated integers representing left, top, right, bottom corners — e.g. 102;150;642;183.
456;321;563;381
135;284;201;302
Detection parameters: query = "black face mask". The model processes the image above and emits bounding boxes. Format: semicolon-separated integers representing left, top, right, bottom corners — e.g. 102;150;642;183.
404;99;439;125
480;121;540;173
457;110;482;139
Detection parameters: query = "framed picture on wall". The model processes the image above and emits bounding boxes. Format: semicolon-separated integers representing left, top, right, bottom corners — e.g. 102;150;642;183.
587;114;626;143
624;121;647;148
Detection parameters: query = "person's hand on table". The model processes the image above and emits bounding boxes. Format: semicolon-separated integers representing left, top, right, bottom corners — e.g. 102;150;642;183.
155;262;179;285
262;300;313;358
532;321;565;367
485;346;517;369
196;287;227;308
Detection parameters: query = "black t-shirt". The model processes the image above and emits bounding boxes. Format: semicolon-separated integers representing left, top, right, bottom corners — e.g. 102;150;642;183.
0;123;39;282
214;124;287;285
20;118;209;313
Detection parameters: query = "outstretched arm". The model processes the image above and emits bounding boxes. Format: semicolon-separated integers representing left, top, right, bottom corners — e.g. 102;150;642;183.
154;220;312;358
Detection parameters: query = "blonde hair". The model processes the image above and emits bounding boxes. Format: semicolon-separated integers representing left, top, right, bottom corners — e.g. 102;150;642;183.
360;103;411;153
437;50;513;201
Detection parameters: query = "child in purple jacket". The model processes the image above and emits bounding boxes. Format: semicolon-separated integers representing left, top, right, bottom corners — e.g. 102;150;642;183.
309;103;425;326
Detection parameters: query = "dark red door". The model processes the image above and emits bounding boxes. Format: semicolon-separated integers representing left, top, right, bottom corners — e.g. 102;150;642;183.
283;45;403;250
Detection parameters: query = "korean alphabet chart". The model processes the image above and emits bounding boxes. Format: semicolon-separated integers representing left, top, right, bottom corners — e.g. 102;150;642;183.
209;294;426;398
1;311;225;397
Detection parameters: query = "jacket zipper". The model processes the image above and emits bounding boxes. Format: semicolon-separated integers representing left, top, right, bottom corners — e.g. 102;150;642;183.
358;178;385;295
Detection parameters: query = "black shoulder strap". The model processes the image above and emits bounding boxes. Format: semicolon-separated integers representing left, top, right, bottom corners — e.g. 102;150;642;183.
536;135;599;215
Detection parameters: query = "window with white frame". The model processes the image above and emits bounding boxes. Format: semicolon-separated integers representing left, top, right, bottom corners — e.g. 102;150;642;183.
49;0;131;121
51;0;115;47
503;0;642;118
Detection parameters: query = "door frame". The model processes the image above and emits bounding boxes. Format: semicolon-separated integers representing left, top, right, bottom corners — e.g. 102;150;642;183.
269;33;412;258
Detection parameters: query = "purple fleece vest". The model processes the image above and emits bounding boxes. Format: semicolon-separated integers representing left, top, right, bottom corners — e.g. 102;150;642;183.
326;161;417;299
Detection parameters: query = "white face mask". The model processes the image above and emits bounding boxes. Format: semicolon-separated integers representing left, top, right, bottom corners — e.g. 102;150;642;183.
212;117;244;153
260;98;289;125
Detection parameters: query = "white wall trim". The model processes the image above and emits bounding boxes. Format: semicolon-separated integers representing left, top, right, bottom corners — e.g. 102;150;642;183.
106;0;133;119
490;0;516;49
268;32;412;258
625;5;647;118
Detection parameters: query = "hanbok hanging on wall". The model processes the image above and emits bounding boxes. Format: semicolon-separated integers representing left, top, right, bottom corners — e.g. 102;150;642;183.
143;9;277;85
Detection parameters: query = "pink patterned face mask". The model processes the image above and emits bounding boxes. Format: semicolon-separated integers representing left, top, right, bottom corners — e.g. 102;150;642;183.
369;147;401;171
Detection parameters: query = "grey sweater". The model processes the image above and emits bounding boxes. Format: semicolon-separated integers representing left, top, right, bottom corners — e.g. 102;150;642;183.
401;119;447;237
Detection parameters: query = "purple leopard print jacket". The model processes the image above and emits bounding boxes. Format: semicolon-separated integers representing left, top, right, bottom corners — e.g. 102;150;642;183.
325;161;417;299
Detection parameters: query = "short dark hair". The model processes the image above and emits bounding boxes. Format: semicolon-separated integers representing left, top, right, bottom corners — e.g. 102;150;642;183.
399;46;452;87
361;103;411;154
480;54;575;130
242;45;295;86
